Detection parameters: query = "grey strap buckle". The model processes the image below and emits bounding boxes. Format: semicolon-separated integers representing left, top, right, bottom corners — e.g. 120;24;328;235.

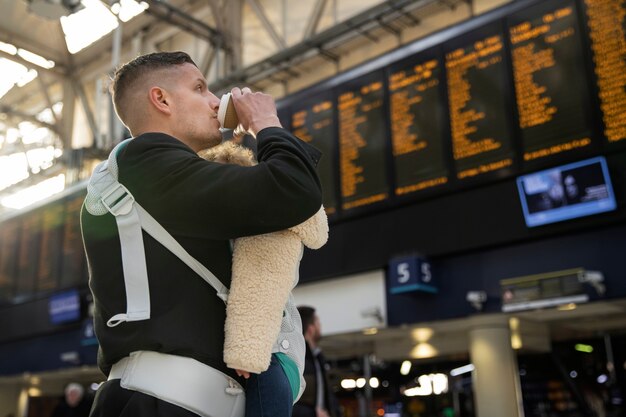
101;182;135;216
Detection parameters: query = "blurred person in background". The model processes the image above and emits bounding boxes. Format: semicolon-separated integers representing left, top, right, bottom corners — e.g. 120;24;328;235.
51;383;92;417
293;306;341;417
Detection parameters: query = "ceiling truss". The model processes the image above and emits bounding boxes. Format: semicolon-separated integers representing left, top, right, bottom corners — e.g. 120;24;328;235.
0;0;479;211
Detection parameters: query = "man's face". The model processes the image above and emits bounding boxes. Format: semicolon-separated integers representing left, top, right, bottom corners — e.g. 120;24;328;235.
312;315;322;344
65;388;82;407
167;63;222;151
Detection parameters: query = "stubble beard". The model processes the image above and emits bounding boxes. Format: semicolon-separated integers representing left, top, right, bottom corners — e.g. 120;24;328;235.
206;131;222;148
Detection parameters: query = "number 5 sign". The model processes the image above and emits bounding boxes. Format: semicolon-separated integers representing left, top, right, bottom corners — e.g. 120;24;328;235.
388;255;437;294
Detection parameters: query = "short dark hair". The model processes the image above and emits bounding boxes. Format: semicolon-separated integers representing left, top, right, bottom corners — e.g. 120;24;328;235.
297;305;316;335
111;51;197;126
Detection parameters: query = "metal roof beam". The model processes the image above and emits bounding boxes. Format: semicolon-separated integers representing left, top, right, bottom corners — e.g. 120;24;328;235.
36;74;59;125
0;49;66;79
0;28;66;64
0;105;59;133
142;0;228;50
210;0;440;91
246;0;286;50
304;0;328;39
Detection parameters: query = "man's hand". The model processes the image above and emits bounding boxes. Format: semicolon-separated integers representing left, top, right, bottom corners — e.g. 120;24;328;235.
235;369;250;379
316;407;330;417
230;87;282;138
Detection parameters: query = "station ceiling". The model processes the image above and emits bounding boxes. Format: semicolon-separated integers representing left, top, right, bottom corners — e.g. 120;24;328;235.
0;0;471;216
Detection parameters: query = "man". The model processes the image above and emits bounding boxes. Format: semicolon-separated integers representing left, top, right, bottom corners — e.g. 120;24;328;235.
81;51;322;416
293;306;340;417
51;383;93;417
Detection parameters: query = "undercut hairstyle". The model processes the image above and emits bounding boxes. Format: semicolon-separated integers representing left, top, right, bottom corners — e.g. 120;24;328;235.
297;305;316;335
111;51;197;127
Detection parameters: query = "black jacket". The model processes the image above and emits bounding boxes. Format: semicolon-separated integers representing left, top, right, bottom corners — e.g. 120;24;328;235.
293;342;340;417
82;128;322;380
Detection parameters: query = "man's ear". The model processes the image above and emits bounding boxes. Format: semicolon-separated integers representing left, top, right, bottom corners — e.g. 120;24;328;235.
148;86;171;115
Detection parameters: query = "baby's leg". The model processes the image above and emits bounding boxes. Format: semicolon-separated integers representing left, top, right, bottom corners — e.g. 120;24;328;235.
245;354;293;417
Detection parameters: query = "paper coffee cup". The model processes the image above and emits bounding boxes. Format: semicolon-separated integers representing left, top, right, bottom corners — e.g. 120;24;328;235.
217;93;239;129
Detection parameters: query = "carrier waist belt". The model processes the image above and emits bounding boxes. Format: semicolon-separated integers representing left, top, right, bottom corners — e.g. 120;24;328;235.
108;350;245;417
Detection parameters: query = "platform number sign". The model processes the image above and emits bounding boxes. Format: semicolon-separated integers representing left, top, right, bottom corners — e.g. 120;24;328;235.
389;255;436;294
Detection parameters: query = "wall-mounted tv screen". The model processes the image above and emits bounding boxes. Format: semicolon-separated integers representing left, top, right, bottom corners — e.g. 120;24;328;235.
516;157;616;227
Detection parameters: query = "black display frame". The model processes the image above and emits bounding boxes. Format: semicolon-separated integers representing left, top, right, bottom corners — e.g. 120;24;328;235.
276;0;624;223
506;0;602;171
386;45;453;203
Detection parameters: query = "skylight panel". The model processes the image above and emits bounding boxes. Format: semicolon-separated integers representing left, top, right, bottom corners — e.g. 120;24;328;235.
17;49;55;69
0;58;31;99
0;153;29;191
111;0;149;23
37;103;63;124
0;41;17;55
60;0;119;54
17;69;38;87
1;174;65;209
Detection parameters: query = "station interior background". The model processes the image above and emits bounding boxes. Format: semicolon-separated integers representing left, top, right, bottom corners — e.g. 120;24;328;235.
1;0;626;416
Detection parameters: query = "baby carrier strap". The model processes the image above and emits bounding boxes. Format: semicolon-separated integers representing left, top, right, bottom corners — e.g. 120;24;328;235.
85;139;229;328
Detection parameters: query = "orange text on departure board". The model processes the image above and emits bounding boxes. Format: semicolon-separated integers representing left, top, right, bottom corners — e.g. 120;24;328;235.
457;158;513;179
585;0;626;142
338;83;384;203
389;59;439;157
292;100;333;143
396;176;448;195
510;7;575;131
446;35;505;160
524;138;591;161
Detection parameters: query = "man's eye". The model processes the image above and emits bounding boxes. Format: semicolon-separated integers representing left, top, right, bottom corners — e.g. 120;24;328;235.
197;85;203;91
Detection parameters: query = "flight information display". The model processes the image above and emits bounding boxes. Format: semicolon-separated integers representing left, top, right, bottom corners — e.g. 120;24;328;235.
388;52;450;195
583;0;626;143
15;212;41;297
337;71;390;210
37;203;63;292
0;219;19;302
61;195;87;288
509;0;594;162
444;29;515;180
291;92;338;214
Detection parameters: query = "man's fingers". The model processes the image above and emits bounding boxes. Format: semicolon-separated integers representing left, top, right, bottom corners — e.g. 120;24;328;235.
241;87;252;94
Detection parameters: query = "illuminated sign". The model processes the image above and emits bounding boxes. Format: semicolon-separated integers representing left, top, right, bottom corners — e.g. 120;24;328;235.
388;255;436;294
49;289;80;325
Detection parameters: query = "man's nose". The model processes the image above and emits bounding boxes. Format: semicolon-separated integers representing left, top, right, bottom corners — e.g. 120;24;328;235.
209;93;220;111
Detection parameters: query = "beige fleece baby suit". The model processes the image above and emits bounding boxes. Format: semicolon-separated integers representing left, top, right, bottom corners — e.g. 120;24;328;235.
200;141;329;373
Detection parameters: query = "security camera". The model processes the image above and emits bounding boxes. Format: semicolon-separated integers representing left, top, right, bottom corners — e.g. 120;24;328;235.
579;270;605;295
360;306;384;324
466;291;487;310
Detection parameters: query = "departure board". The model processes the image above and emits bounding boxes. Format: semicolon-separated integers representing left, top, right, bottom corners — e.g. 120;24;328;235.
337;71;390;210
36;203;63;292
509;0;594;163
61;195;86;288
15;212;41;297
583;0;626;143
291;92;338;214
389;52;450;195
0;219;19;303
445;29;515;180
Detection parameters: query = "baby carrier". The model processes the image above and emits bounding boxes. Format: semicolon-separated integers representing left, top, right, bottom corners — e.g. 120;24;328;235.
84;139;304;416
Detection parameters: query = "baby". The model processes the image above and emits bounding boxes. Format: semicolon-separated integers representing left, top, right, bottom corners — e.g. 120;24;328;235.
199;141;328;417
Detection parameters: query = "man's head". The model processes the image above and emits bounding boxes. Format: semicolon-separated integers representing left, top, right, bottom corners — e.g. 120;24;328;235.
111;51;222;151
298;305;322;347
64;383;84;407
